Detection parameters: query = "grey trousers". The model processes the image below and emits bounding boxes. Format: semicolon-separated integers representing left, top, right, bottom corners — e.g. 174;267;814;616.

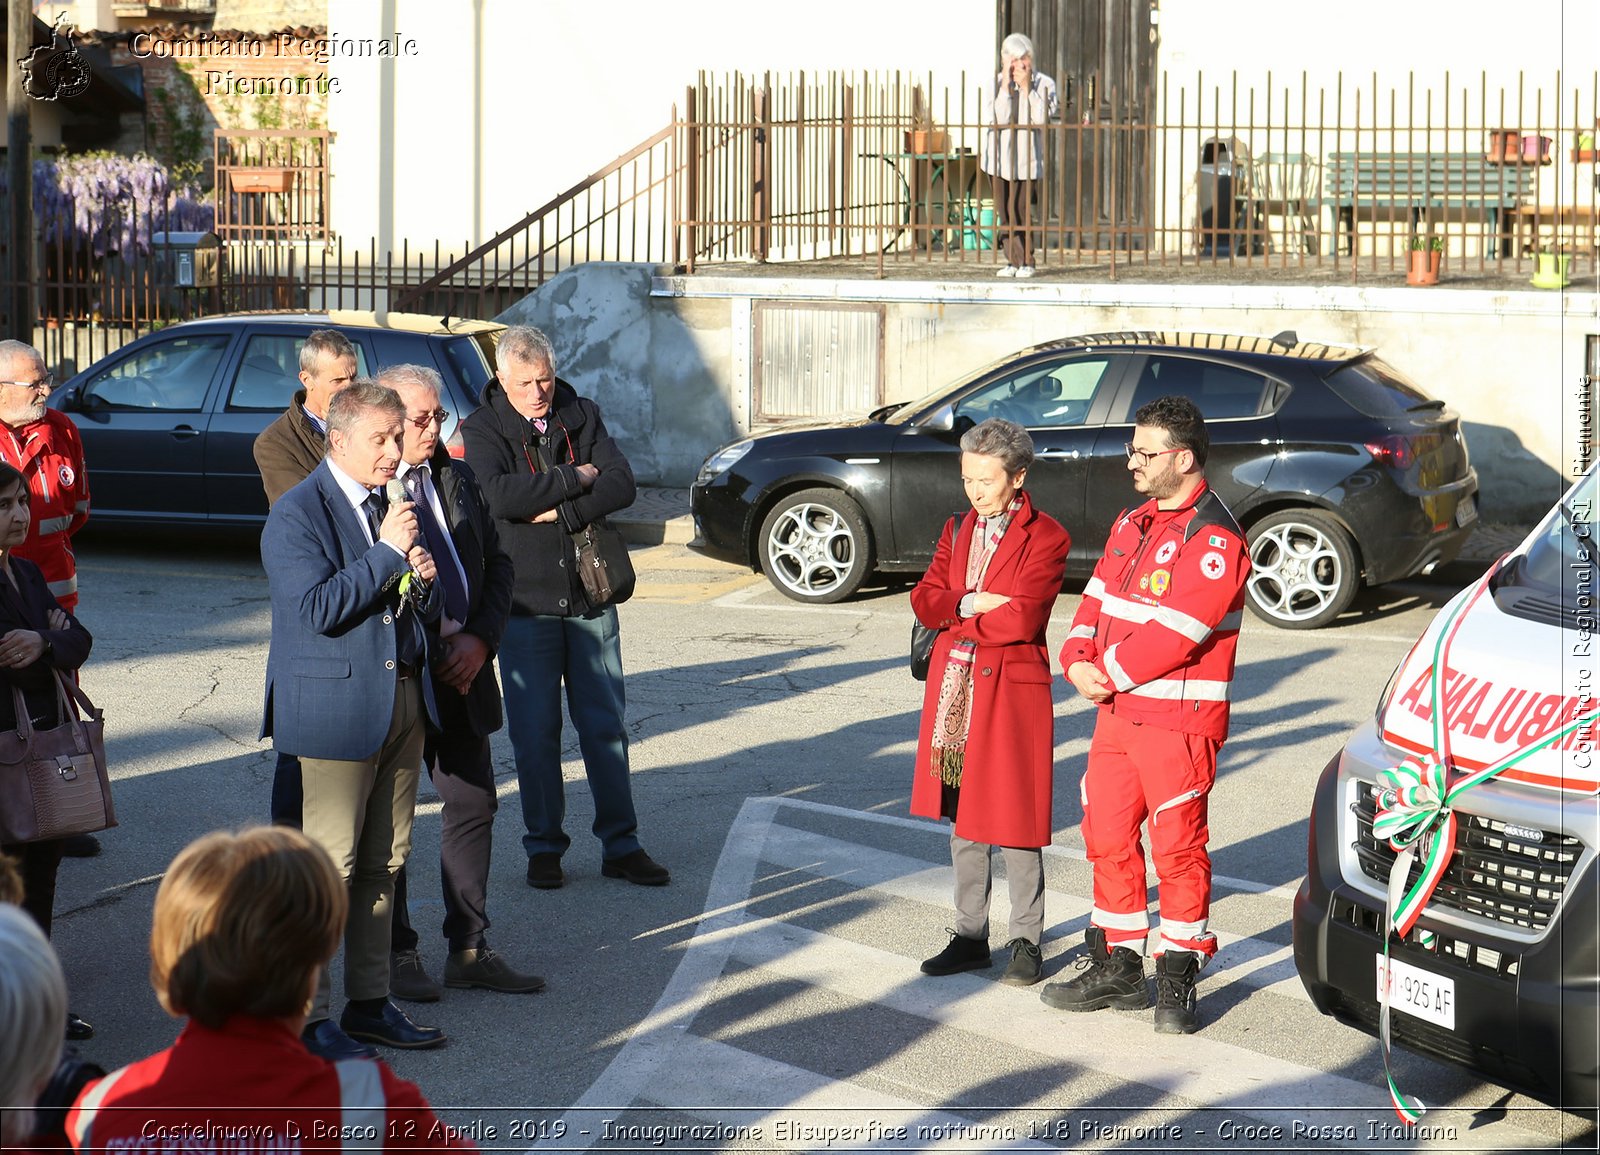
302;676;425;1018
951;832;1045;945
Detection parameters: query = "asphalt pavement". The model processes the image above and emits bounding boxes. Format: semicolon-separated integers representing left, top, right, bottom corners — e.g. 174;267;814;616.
42;523;1588;1154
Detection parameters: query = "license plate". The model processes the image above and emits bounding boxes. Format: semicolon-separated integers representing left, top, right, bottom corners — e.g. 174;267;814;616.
1456;495;1478;527
1376;955;1456;1030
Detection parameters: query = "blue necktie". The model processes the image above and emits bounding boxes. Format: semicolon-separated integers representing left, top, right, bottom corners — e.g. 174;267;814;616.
408;467;470;624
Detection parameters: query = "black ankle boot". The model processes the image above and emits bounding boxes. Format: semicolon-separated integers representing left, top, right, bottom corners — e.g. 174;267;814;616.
1153;951;1201;1034
1039;926;1148;1011
920;930;991;976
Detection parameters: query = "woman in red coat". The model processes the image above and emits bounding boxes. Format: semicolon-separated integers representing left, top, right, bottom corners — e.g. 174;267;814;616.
910;418;1070;987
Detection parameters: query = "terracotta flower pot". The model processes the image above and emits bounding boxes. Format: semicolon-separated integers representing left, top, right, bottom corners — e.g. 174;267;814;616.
228;168;296;194
1406;249;1442;286
904;129;949;156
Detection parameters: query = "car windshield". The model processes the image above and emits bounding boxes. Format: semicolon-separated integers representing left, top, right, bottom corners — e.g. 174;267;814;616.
881;348;1043;425
1512;466;1598;608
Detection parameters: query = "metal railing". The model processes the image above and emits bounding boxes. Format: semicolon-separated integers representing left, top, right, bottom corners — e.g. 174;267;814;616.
390;125;678;316
674;69;1600;280
214;130;332;242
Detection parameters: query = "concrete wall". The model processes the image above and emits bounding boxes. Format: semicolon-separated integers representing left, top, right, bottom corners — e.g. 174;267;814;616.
510;262;1594;522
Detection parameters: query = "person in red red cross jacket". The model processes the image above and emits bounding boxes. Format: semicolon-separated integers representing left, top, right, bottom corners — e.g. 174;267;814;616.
1040;394;1249;1035
0;342;89;613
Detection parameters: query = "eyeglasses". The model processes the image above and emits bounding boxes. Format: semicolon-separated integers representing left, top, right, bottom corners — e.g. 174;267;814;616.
407;409;449;430
1124;442;1185;466
0;376;51;392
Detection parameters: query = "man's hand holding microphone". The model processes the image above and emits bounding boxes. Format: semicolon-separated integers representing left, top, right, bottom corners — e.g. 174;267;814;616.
378;479;436;590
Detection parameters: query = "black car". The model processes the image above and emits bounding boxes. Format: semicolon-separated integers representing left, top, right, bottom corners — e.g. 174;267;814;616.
47;311;502;529
690;330;1480;629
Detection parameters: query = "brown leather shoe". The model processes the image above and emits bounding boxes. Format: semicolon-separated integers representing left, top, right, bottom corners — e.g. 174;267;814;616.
390;948;442;1002
444;947;546;994
600;848;670;886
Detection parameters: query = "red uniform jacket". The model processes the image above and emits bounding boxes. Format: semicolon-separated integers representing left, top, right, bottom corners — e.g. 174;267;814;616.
0;409;89;610
910;491;1070;847
1059;483;1248;741
67;1016;474;1153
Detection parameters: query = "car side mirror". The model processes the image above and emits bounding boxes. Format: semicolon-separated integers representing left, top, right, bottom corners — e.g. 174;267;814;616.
922;403;955;432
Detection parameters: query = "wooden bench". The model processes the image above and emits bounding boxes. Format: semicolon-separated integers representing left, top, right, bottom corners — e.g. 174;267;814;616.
1509;203;1600;253
1325;152;1539;256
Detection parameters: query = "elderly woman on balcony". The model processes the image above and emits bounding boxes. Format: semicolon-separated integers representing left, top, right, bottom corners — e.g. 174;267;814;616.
982;32;1059;278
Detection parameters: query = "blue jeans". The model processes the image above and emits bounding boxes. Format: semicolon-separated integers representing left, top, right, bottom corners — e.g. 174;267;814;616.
500;607;641;860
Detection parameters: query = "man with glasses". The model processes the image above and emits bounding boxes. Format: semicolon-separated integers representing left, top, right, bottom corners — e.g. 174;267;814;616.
0;341;99;875
0;342;88;613
1040;394;1249;1035
377;364;544;999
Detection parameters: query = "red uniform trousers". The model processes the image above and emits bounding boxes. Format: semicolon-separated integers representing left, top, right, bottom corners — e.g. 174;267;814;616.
1082;708;1220;959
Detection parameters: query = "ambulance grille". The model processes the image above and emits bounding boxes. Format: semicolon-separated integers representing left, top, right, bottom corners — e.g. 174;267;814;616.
1352;782;1582;930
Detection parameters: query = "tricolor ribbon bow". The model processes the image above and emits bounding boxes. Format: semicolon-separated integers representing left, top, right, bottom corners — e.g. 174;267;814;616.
1372;754;1456;944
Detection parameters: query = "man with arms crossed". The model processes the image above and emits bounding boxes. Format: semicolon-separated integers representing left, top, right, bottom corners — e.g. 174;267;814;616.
261;380;445;1060
1040;394;1249;1034
462;326;668;890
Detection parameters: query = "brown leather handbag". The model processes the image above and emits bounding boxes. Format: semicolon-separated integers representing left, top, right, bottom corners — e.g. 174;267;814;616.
0;672;115;843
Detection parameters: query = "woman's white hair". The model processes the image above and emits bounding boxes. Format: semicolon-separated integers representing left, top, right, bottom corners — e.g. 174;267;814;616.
1001;32;1035;62
0;904;67;1146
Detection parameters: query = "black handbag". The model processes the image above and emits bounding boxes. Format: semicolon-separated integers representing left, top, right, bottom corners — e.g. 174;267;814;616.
0;672;116;843
910;620;940;681
572;519;637;607
911;511;966;680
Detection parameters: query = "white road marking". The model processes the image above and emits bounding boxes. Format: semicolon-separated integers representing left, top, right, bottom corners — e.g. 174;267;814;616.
540;797;1554;1151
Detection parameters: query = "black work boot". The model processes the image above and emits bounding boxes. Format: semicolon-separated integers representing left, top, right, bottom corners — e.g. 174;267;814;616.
1153;951;1201;1034
1039;926;1148;1011
920;930;991;976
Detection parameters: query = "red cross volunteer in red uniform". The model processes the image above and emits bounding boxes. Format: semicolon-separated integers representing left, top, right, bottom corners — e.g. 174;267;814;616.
0;342;89;612
1040;394;1248;1035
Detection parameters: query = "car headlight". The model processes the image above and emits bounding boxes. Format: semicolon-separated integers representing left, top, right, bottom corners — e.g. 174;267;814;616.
696;439;752;485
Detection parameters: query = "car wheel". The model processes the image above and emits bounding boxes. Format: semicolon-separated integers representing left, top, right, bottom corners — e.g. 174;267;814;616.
757;488;873;604
1245;509;1361;630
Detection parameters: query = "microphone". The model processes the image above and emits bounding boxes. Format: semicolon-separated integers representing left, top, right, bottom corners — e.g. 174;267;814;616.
386;478;431;594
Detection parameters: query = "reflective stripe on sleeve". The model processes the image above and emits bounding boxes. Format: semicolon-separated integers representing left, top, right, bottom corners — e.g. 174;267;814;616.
68;1064;133;1149
1102;644;1136;692
1082;576;1107;600
335;1058;386;1153
1067;624;1096;640
37;514;73;534
1121;677;1232;702
47;575;78;597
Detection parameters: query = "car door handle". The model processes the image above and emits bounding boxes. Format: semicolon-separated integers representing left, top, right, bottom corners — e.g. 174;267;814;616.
168;425;202;439
1036;449;1080;459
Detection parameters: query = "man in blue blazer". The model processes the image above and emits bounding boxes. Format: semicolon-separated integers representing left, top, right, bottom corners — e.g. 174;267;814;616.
261;380;445;1061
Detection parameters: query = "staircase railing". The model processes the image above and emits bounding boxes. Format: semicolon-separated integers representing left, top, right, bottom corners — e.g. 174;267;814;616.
391;124;678;317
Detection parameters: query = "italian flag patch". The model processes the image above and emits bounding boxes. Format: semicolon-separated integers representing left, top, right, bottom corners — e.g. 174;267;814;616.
1208;533;1227;548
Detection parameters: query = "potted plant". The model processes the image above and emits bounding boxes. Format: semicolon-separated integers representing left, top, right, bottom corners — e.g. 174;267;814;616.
1574;127;1597;164
904;87;948;156
228;167;296;194
1531;244;1571;289
1406;234;1443;286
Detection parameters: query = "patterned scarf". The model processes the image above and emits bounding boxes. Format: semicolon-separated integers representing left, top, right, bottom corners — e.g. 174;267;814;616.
930;495;1023;787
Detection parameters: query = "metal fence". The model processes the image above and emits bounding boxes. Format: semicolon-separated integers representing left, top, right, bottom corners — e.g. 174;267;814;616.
213;130;332;242
676;69;1600;279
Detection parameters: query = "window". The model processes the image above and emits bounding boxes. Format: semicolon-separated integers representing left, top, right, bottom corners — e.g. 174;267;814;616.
227;333;370;410
954;357;1114;428
441;336;492;401
1128;356;1269;420
81;335;229;411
